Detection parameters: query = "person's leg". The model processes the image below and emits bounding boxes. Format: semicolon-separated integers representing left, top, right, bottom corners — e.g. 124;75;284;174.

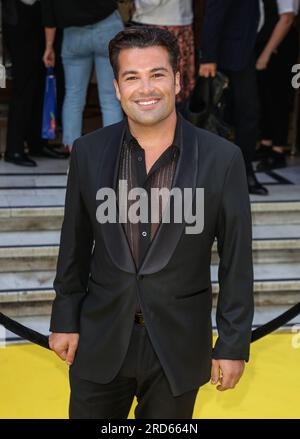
226;63;259;170
133;325;199;419
256;67;273;145
53;29;65;131
223;56;268;195
135;371;199;419
271;31;299;152
69;369;137;419
92;11;124;127
61;27;94;147
3;2;41;166
4;23;37;155
257;50;287;169
256;31;299;171
26;27;47;151
254;62;274;163
68;321;142;419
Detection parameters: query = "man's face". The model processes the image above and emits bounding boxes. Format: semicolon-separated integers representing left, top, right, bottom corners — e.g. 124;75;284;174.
113;46;181;126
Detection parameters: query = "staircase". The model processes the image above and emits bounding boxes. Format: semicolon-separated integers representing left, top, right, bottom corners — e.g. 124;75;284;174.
0;158;299;333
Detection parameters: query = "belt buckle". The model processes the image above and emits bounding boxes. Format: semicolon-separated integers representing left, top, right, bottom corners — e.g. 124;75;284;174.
135;312;144;325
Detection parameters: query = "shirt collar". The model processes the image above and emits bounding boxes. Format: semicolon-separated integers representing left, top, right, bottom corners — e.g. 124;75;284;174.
124;111;182;151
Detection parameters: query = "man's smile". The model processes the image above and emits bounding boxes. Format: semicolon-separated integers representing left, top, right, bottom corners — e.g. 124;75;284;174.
134;98;161;109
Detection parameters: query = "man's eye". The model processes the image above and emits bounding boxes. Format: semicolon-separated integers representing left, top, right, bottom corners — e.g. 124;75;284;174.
153;73;163;78
126;76;137;81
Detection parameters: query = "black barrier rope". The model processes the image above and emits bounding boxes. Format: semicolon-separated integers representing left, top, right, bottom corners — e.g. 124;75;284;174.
251;302;300;342
0;312;50;349
1;303;300;350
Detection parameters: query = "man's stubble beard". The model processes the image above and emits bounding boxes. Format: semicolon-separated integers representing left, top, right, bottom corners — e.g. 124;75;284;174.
125;101;175;127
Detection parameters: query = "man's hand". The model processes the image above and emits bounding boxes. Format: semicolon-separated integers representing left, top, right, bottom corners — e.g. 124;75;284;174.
256;51;271;70
199;63;217;78
49;332;79;366
43;47;55;68
211;359;245;391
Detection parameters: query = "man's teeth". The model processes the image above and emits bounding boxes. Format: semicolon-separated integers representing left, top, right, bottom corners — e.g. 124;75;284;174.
138;100;158;106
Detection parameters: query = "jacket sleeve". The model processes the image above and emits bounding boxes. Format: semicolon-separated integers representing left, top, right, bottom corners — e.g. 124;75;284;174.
49;140;94;333
199;0;234;64
213;147;254;361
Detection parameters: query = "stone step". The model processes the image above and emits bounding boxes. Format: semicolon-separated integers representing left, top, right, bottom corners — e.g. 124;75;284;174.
0;230;60;271
0;174;67;189
213;224;300;264
251;201;300;225
0;163;300;196
0;206;63;231
0;265;299;317
0;157;68;174
0;202;300;232
0;226;300;272
0;200;300;232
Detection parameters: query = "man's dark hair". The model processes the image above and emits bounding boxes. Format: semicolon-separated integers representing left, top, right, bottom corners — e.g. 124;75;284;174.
109;26;179;80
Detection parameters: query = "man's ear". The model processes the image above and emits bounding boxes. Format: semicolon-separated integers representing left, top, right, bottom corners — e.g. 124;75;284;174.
175;71;181;96
114;78;121;101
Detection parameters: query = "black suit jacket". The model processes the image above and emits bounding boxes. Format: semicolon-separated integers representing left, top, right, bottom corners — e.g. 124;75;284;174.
200;0;260;71
50;114;254;397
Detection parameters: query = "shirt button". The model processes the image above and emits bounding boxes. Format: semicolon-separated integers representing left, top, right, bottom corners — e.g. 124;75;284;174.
142;231;147;237
138;156;143;162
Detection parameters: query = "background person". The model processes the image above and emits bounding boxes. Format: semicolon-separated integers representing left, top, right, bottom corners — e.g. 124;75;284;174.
42;0;124;152
129;0;196;103
199;0;268;195
2;0;65;166
255;0;299;170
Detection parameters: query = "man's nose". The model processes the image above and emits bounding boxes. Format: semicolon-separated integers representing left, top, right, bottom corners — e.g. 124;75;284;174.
138;78;155;94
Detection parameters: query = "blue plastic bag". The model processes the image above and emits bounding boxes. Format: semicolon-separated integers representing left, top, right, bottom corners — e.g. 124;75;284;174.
41;67;57;140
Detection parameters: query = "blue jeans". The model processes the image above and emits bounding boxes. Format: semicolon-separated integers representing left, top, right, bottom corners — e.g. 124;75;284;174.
61;10;124;146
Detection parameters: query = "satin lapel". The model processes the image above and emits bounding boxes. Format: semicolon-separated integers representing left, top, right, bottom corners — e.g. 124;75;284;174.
96;120;136;274
138;116;199;275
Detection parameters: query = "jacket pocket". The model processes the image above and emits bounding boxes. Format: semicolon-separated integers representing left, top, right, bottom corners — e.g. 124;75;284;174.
173;286;210;300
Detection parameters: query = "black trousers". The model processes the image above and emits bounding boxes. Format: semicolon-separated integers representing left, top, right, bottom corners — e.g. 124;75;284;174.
69;322;199;419
3;1;46;155
221;54;259;172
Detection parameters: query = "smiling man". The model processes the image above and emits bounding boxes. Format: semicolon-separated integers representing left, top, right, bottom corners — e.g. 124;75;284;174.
48;27;254;419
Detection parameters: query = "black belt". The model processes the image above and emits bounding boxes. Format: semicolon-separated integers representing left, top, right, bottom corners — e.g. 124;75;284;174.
134;312;145;325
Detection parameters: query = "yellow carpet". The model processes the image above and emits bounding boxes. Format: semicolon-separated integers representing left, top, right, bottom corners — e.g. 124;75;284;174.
0;333;299;419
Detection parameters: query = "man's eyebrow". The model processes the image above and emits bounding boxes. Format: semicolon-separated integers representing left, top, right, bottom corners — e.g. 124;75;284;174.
121;70;138;78
150;67;169;73
121;67;169;77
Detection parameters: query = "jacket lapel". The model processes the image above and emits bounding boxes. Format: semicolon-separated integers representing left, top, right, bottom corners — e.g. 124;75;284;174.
96;119;137;274
96;115;199;276
138;116;199;275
